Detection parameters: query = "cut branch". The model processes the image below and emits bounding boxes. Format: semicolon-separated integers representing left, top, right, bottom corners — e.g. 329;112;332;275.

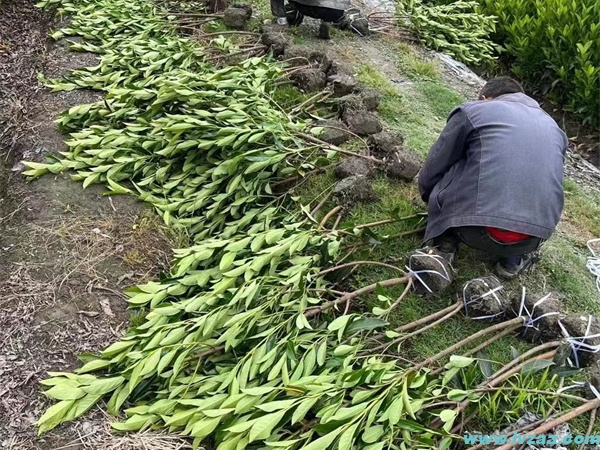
494;398;600;450
415;316;525;370
372;300;462;344
317;260;406;277
370;300;462;353
200;31;261;37
304;276;411;318
294;132;383;164
310;190;333;217
319;206;342;230
353;214;422;230
488;341;561;381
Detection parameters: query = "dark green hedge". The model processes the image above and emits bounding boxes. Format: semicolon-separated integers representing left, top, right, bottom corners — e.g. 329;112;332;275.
478;0;599;126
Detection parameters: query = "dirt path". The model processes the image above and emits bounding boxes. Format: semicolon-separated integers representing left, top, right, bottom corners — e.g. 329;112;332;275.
0;2;175;448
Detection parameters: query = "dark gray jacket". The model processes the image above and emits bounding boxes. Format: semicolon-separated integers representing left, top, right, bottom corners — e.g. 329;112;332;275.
419;92;568;242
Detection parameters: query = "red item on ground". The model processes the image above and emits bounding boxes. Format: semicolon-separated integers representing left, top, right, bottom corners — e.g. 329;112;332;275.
486;227;531;243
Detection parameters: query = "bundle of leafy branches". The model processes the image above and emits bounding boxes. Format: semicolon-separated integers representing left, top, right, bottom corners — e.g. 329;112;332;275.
396;0;500;64
28;0;595;448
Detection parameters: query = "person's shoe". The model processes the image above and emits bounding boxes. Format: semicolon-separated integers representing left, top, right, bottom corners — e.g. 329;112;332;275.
318;21;331;39
495;254;533;280
437;241;458;265
275;17;289;26
426;236;458;265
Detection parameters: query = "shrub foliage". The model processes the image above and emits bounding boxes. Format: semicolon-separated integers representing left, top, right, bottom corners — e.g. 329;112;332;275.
479;0;599;126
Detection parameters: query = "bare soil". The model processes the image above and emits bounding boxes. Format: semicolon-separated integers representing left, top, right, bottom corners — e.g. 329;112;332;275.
0;1;178;448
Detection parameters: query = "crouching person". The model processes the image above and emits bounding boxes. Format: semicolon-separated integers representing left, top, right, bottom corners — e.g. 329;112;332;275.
270;0;368;39
418;77;568;279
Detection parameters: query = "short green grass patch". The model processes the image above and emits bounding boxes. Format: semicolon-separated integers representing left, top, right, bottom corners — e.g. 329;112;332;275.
357;62;464;156
563;178;600;237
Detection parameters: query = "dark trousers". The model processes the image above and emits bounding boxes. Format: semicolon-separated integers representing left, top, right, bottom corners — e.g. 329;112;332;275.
271;0;344;22
290;1;344;21
435;226;543;259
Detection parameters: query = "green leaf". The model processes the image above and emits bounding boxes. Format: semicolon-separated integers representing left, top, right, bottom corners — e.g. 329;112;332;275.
448;355;474;368
447;389;468;402
303;428;343;450
81;376;125;396
248;410;286;442
37;400;75;434
316;340;327;366
257;399;297;413
190;416;221;438
386;397;403;425
77;359;111;374
291;396;319;424
44;385;85;401
338;422;359;450
329;403;365;422
328;315;352;332
372;307;387;316
241;386;276;396
364;443;385;450
439;409;458;432
333;345;354;357
521;359;554;376
361;426;384;444
345;318;388;334
220;252;237;271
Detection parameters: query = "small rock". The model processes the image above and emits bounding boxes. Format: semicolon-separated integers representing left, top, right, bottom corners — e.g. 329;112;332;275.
207;0;228;13
331;74;358;97
261;30;288;56
342;109;382;136
99;298;115;318
231;3;252;18
335;157;374;179
309;50;332;73
337;94;363;116
11;161;26;172
359;87;381;111
368;130;405;159
385;148;422;182
327;60;354;78
316;120;352;146
82;421;93;434
560;314;600;367
407;248;454;297
280;47;331;71
223;7;250;29
512;292;566;343
333;175;377;206
281;45;312;67
463;277;510;319
291;68;327;92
